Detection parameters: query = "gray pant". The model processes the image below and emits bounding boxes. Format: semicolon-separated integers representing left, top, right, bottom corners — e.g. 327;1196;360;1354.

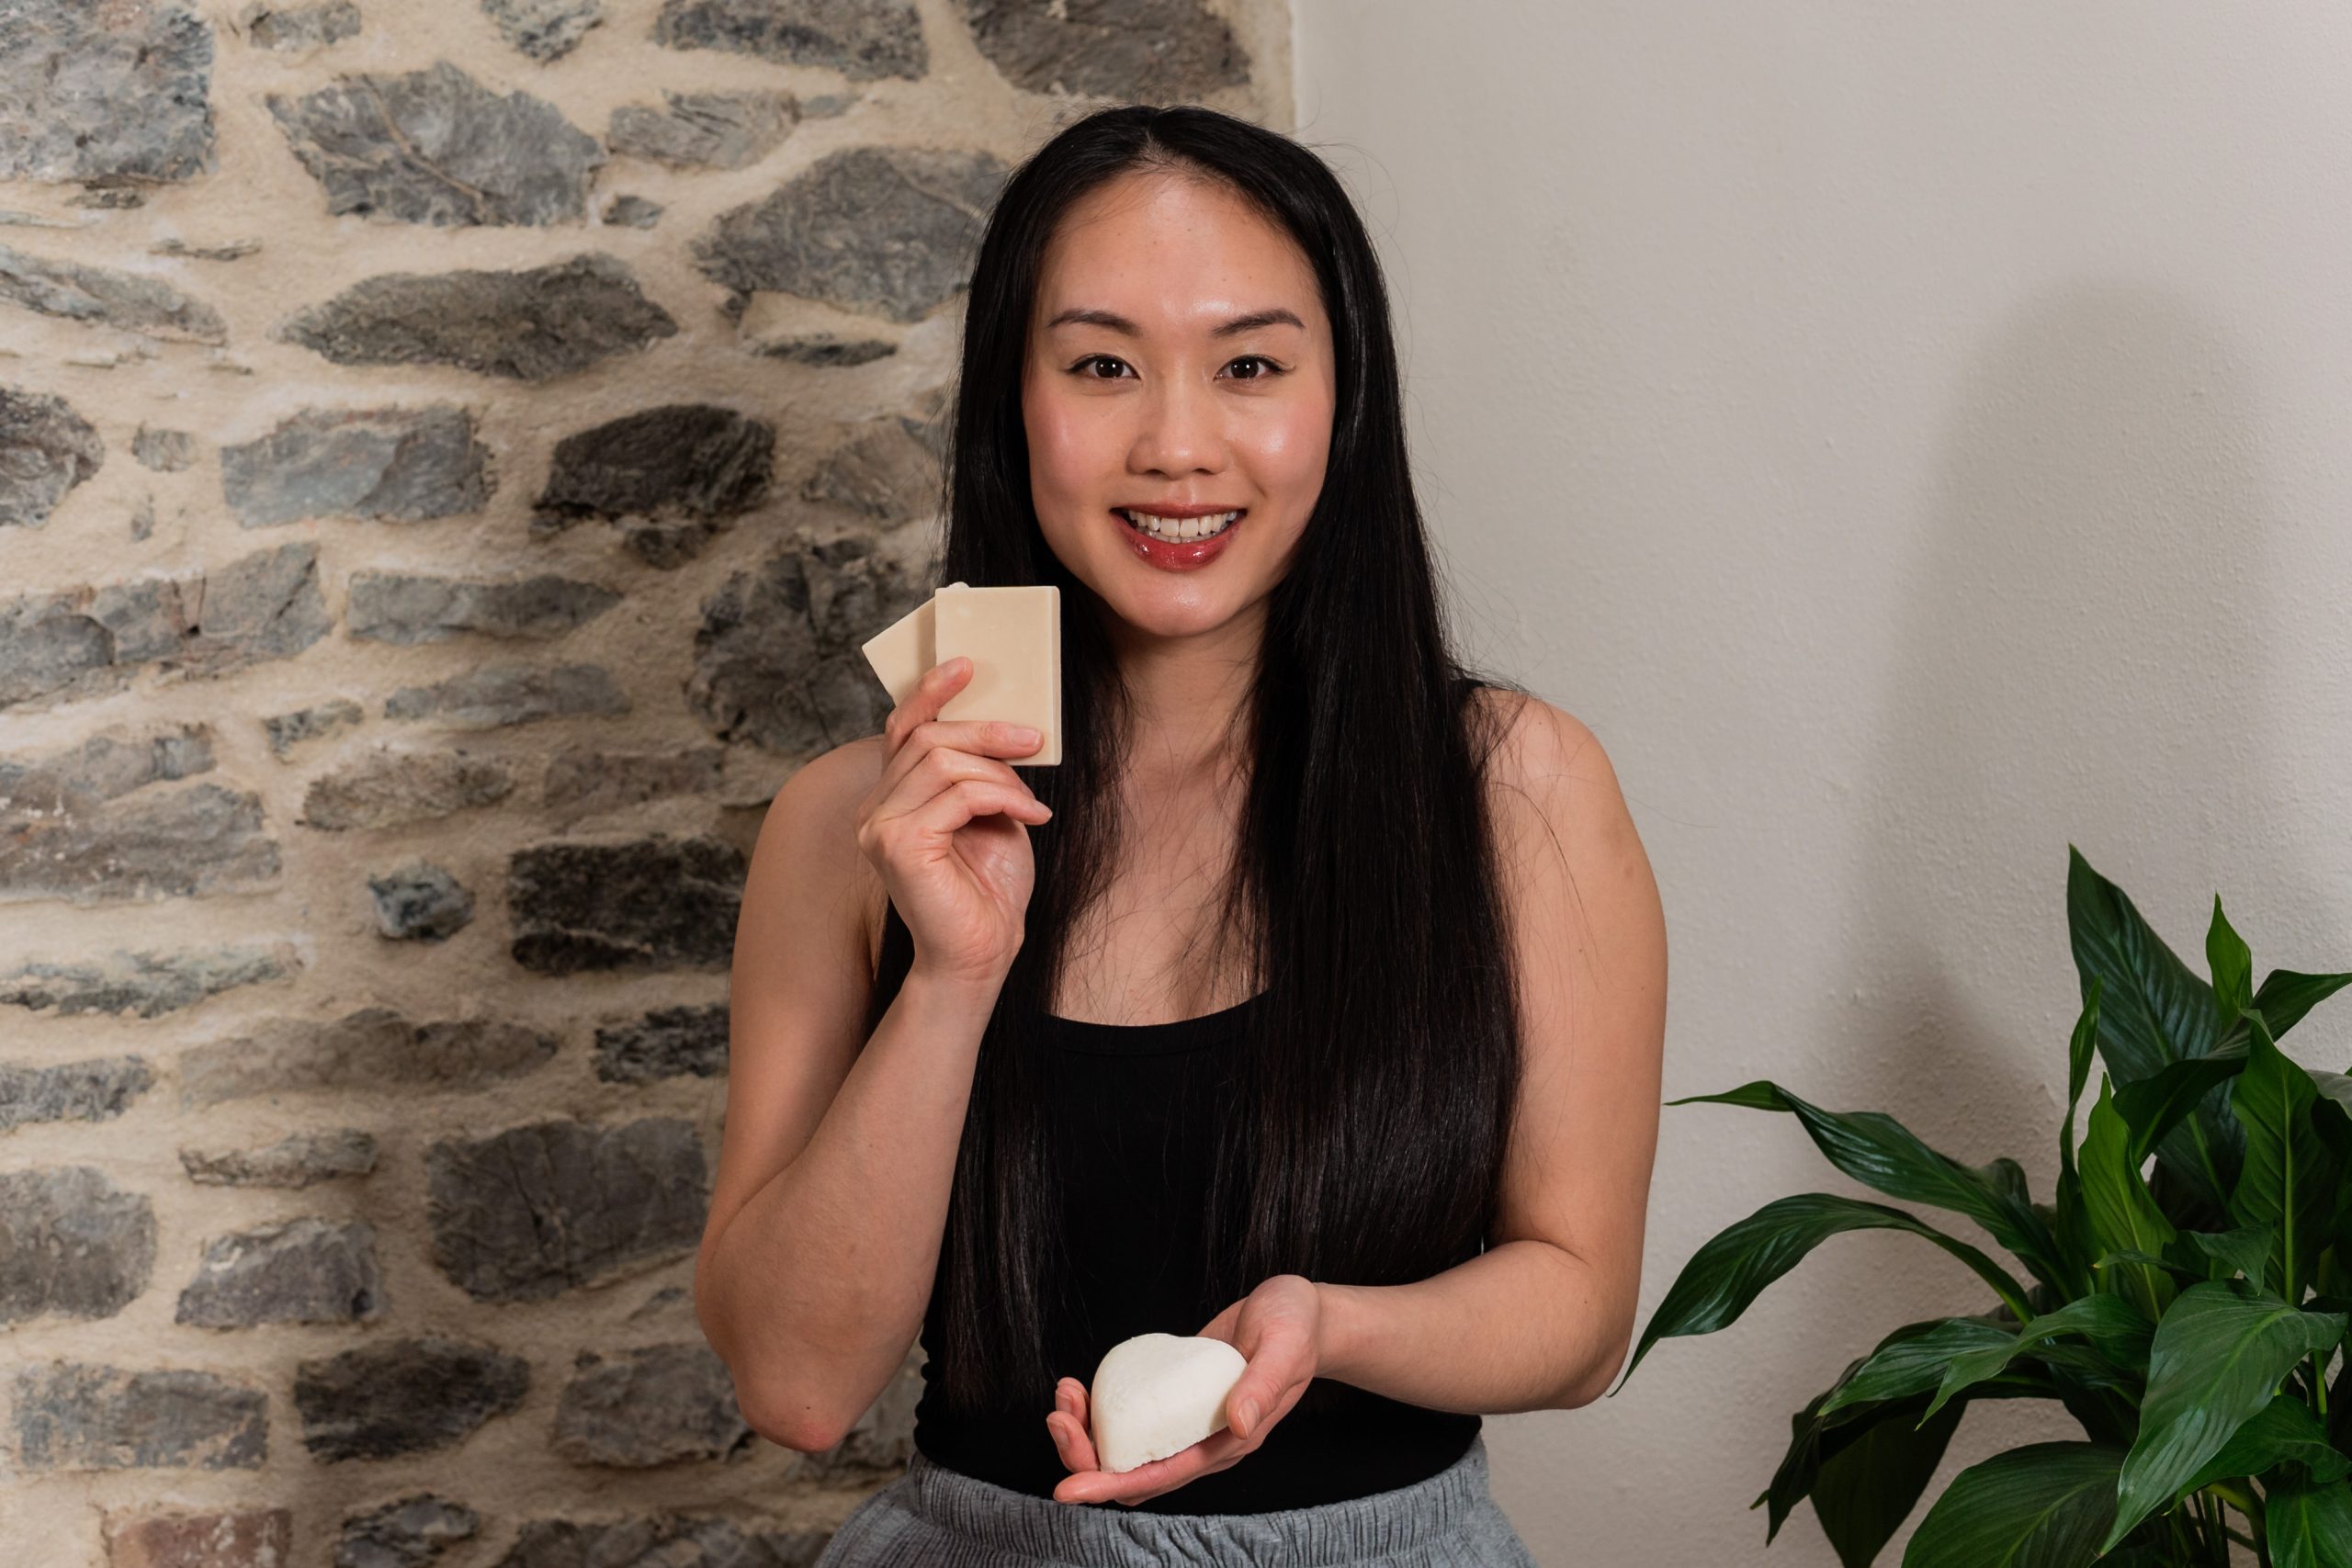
811;1432;1540;1566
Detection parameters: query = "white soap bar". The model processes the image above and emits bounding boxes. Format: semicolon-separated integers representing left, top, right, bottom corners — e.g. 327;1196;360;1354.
1087;1332;1247;1473
933;583;1060;766
858;581;967;710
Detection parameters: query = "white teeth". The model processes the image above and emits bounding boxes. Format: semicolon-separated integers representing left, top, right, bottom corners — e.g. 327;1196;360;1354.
1120;509;1239;542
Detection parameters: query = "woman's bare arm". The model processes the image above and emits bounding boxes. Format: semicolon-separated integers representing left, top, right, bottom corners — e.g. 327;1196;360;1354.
693;738;1002;1451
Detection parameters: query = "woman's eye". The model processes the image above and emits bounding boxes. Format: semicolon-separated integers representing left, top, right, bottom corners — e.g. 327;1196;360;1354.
1067;355;1285;380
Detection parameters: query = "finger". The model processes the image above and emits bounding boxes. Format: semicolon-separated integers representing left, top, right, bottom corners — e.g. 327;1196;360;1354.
874;717;1047;806
902;777;1053;840
881;658;974;759
874;744;1028;823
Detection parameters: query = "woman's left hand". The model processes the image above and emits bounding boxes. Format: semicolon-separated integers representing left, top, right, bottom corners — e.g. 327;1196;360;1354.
1046;1273;1326;1506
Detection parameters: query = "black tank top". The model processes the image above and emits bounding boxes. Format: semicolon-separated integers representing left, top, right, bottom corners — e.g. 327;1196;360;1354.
909;990;1481;1514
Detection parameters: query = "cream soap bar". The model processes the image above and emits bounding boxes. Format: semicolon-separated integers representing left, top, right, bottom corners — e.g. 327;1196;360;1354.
858;583;958;710
933;583;1060;765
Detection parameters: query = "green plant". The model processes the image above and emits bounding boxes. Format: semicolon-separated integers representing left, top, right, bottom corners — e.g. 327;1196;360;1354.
1617;847;2352;1566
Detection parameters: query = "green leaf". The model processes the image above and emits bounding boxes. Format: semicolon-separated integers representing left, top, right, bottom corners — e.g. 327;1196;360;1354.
1920;1295;2154;1421
2067;846;2240;1209
1810;1397;1969;1568
2098;1279;2349;1553
2079;1077;2178;1317
2209;896;2254;1027
2178;1224;2273;1283
2267;1475;2352;1568
1901;1441;2124;1568
2061;976;2103;1184
2252;967;2352;1041
2179;1393;2350;1494
1669;1079;2063;1287
2111;1048;2249;1165
1819;1317;2018;1417
2230;1007;2335;1300
1617;1194;2032;1390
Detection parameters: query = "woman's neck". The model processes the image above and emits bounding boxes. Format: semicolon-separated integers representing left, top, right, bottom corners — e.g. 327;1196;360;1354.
1105;600;1261;792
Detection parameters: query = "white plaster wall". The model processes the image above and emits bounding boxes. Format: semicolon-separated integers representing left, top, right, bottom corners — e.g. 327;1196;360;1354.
1292;3;2352;1562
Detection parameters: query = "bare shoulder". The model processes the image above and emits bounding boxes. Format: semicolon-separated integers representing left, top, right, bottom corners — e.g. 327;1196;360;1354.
1469;686;1624;821
750;735;889;971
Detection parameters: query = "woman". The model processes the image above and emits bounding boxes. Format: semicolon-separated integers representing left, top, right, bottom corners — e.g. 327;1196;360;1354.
695;102;1667;1565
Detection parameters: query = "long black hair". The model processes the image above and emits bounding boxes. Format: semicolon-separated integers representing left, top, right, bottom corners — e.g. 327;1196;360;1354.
868;102;1530;1420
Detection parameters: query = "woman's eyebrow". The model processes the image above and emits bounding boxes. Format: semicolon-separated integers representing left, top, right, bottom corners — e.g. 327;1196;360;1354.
1044;307;1305;337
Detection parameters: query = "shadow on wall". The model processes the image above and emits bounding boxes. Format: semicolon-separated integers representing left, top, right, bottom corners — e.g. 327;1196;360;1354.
1769;277;2285;1562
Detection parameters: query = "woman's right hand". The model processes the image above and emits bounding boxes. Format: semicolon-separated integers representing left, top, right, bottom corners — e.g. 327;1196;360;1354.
854;656;1053;991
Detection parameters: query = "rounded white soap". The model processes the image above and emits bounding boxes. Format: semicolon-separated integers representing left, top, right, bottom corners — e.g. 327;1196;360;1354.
1086;1332;1249;1473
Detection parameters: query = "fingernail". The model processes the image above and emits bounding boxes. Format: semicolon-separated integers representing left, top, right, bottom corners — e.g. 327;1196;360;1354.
1011;725;1041;743
1235;1400;1258;1434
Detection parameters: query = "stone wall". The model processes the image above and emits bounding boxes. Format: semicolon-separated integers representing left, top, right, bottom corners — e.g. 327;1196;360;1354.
0;2;1291;1562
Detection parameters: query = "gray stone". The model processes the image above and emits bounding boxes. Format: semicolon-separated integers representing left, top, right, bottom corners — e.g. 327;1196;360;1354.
130;494;156;542
686;536;924;754
0;723;279;905
383;661;629;729
543;746;722;819
335;1495;479;1568
132;423;198;471
594;1002;727;1084
300;749;513;829
148;235;262;260
1;384;104;525
102;1507;293;1568
0;1168;155;1326
802;412;941;523
601;194;662;228
801;1349;922;1477
507;836;743;975
266;62;603;227
609;89;796;170
264;697;365;757
220;406;492;527
243;2;363;51
629;1283;689;1320
531;403;773;569
753;333;896;367
293;1336;529;1461
425;1117;708;1301
348;571;618;644
693;145;1003;321
0;942;300;1019
494;1517;830;1568
0;0;216;185
553;1342;750;1467
0;1055;153;1132
961;0;1250;99
0;539;332;712
275;253;679;381
180;1129;379;1188
0;724;216;807
653;0;923;80
179;1006;559;1106
12;1362;266;1471
367;861;473;941
0;243;227;342
176;1217;383;1328
482;0;602;61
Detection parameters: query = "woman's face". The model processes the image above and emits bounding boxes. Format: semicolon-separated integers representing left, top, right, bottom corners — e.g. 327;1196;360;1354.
1022;170;1337;646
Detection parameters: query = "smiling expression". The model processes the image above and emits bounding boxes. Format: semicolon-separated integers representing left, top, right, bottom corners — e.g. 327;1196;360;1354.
1022;168;1339;645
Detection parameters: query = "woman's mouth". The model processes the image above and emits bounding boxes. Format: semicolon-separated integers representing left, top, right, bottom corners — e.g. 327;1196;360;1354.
1112;507;1245;570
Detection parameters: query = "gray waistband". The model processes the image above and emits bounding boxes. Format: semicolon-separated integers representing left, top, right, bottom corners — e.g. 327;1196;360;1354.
894;1432;1494;1563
